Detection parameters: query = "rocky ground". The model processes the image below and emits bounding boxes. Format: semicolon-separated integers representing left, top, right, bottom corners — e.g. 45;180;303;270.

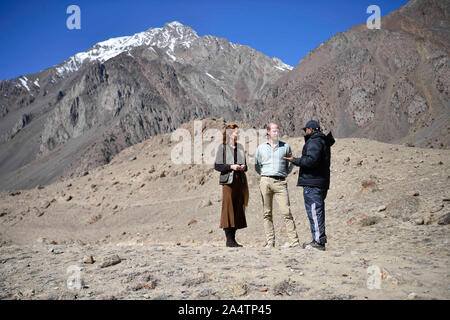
0;122;449;300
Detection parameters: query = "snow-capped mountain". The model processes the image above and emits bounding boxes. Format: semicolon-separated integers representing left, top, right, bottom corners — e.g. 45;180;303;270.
55;21;201;75
0;21;295;190
54;21;293;76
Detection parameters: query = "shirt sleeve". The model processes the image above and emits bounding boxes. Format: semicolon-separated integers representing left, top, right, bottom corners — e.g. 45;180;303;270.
254;146;262;175
286;144;294;174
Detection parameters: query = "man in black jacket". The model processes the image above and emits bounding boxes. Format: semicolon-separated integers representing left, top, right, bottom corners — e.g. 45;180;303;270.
284;120;335;251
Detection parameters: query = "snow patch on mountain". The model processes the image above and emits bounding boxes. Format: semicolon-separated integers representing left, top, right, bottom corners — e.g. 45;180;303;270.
19;77;30;92
205;72;217;80
55;21;199;76
272;57;293;71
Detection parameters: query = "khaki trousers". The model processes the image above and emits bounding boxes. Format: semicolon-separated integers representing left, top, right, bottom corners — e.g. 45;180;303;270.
259;176;299;247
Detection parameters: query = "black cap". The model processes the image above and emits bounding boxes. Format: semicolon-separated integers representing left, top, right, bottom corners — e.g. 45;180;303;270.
302;120;320;131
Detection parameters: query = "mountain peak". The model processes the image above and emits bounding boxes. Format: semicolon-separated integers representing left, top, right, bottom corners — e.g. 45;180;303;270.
165;21;184;28
55;21;200;75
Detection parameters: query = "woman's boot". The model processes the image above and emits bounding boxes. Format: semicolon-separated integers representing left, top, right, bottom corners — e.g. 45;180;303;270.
231;228;243;247
224;228;236;247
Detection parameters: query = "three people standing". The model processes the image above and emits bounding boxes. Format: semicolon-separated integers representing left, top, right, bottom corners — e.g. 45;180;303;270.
214;120;334;251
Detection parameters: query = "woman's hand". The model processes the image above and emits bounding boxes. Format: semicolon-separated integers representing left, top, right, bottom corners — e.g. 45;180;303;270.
230;164;245;171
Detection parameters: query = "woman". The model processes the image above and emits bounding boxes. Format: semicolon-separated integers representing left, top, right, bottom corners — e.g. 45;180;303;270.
214;124;249;247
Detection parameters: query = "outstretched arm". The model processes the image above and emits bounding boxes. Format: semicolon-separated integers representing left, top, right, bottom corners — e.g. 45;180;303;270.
283;155;301;166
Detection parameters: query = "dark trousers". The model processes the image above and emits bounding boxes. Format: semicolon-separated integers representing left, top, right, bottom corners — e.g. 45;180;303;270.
303;186;328;245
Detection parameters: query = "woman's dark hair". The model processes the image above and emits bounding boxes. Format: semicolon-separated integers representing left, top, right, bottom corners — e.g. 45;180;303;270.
223;123;239;145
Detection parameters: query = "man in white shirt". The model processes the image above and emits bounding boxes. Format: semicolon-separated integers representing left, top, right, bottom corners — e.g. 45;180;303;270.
255;123;300;248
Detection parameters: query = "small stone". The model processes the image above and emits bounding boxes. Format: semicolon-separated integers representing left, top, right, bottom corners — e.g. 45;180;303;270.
344;157;350;162
198;199;213;208
49;248;63;254
377;205;386;212
65;195;73;201
37;237;47;244
36;185;44;190
41;201;51;209
360;180;377;193
408;292;418;300
198;289;213;297
414;218;424;225
347;214;379;227
83;256;95;264
145;281;157;290
88;214;102;224
33;207;44;217
90;184;97;189
229;284;248;297
259;287;268;292
437;213;450;225
100;255;121;268
412;191;420;196
187;218;197;226
82;171;89;176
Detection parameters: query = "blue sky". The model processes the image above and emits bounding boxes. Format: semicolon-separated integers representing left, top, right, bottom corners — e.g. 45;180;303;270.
0;0;409;81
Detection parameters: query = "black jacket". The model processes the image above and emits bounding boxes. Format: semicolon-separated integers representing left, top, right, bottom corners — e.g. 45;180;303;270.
292;131;335;189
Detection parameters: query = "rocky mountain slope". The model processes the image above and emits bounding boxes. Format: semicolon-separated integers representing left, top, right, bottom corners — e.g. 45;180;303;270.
0;22;291;191
250;0;449;149
0;118;448;300
1;0;448;194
